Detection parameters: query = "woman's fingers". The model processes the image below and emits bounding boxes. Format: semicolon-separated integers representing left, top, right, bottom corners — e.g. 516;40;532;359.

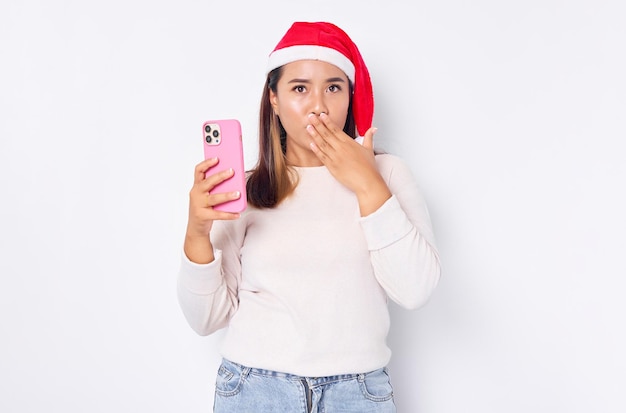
193;157;238;193
193;157;219;184
306;116;327;154
306;113;373;162
318;112;344;137
306;113;346;157
191;161;241;214
361;127;377;151
203;189;242;211
199;167;235;192
195;168;241;208
306;113;346;148
186;160;242;239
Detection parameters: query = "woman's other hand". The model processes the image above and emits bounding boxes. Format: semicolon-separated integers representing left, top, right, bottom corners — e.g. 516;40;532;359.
184;157;242;263
306;113;391;216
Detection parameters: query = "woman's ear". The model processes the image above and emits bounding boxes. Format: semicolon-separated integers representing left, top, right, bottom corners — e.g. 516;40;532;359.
269;89;279;116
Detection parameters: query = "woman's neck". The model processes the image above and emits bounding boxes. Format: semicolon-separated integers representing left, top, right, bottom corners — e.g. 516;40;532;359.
285;144;323;167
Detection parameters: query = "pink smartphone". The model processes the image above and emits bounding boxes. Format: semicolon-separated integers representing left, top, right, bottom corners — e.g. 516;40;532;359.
202;119;247;213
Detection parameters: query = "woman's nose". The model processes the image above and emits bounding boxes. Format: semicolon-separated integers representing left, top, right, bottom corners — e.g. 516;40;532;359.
308;90;328;116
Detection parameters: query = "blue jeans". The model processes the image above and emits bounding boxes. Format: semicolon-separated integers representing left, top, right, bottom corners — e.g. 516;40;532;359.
213;358;397;412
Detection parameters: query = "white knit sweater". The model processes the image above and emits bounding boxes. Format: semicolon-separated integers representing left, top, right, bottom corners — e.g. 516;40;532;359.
177;154;441;377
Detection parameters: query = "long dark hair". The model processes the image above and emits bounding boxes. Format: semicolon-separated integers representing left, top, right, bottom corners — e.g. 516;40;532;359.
246;66;356;209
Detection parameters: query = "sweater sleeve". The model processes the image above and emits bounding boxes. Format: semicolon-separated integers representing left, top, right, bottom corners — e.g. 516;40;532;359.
359;155;441;309
176;219;244;336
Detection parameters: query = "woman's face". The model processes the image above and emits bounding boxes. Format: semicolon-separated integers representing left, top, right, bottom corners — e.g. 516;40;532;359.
270;59;351;166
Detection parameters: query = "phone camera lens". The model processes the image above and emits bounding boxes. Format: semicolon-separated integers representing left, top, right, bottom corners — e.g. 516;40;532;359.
205;135;212;143
212;130;219;138
205;125;212;134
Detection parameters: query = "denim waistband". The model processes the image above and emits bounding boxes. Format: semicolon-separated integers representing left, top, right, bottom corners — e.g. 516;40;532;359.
223;358;384;386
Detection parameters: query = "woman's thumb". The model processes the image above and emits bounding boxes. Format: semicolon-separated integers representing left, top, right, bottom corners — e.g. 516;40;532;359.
361;127;377;150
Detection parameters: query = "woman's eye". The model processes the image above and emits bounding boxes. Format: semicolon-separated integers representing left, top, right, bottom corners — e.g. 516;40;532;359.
293;85;306;93
328;84;342;92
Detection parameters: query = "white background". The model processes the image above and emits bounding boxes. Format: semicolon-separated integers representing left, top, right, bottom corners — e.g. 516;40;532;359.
1;0;625;412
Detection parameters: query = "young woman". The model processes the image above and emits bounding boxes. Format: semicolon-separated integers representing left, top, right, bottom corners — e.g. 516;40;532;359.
178;21;441;413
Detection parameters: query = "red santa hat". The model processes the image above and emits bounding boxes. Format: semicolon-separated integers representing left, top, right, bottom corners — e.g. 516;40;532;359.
266;22;374;137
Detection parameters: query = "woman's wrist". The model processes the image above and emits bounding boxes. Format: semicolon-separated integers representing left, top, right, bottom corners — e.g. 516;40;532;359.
184;232;215;264
355;177;392;217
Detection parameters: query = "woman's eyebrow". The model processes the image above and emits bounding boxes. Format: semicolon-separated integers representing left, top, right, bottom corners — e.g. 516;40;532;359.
287;77;346;84
287;78;311;84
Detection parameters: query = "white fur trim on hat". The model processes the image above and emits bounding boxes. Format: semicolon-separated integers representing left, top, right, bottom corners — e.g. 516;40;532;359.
266;45;356;82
